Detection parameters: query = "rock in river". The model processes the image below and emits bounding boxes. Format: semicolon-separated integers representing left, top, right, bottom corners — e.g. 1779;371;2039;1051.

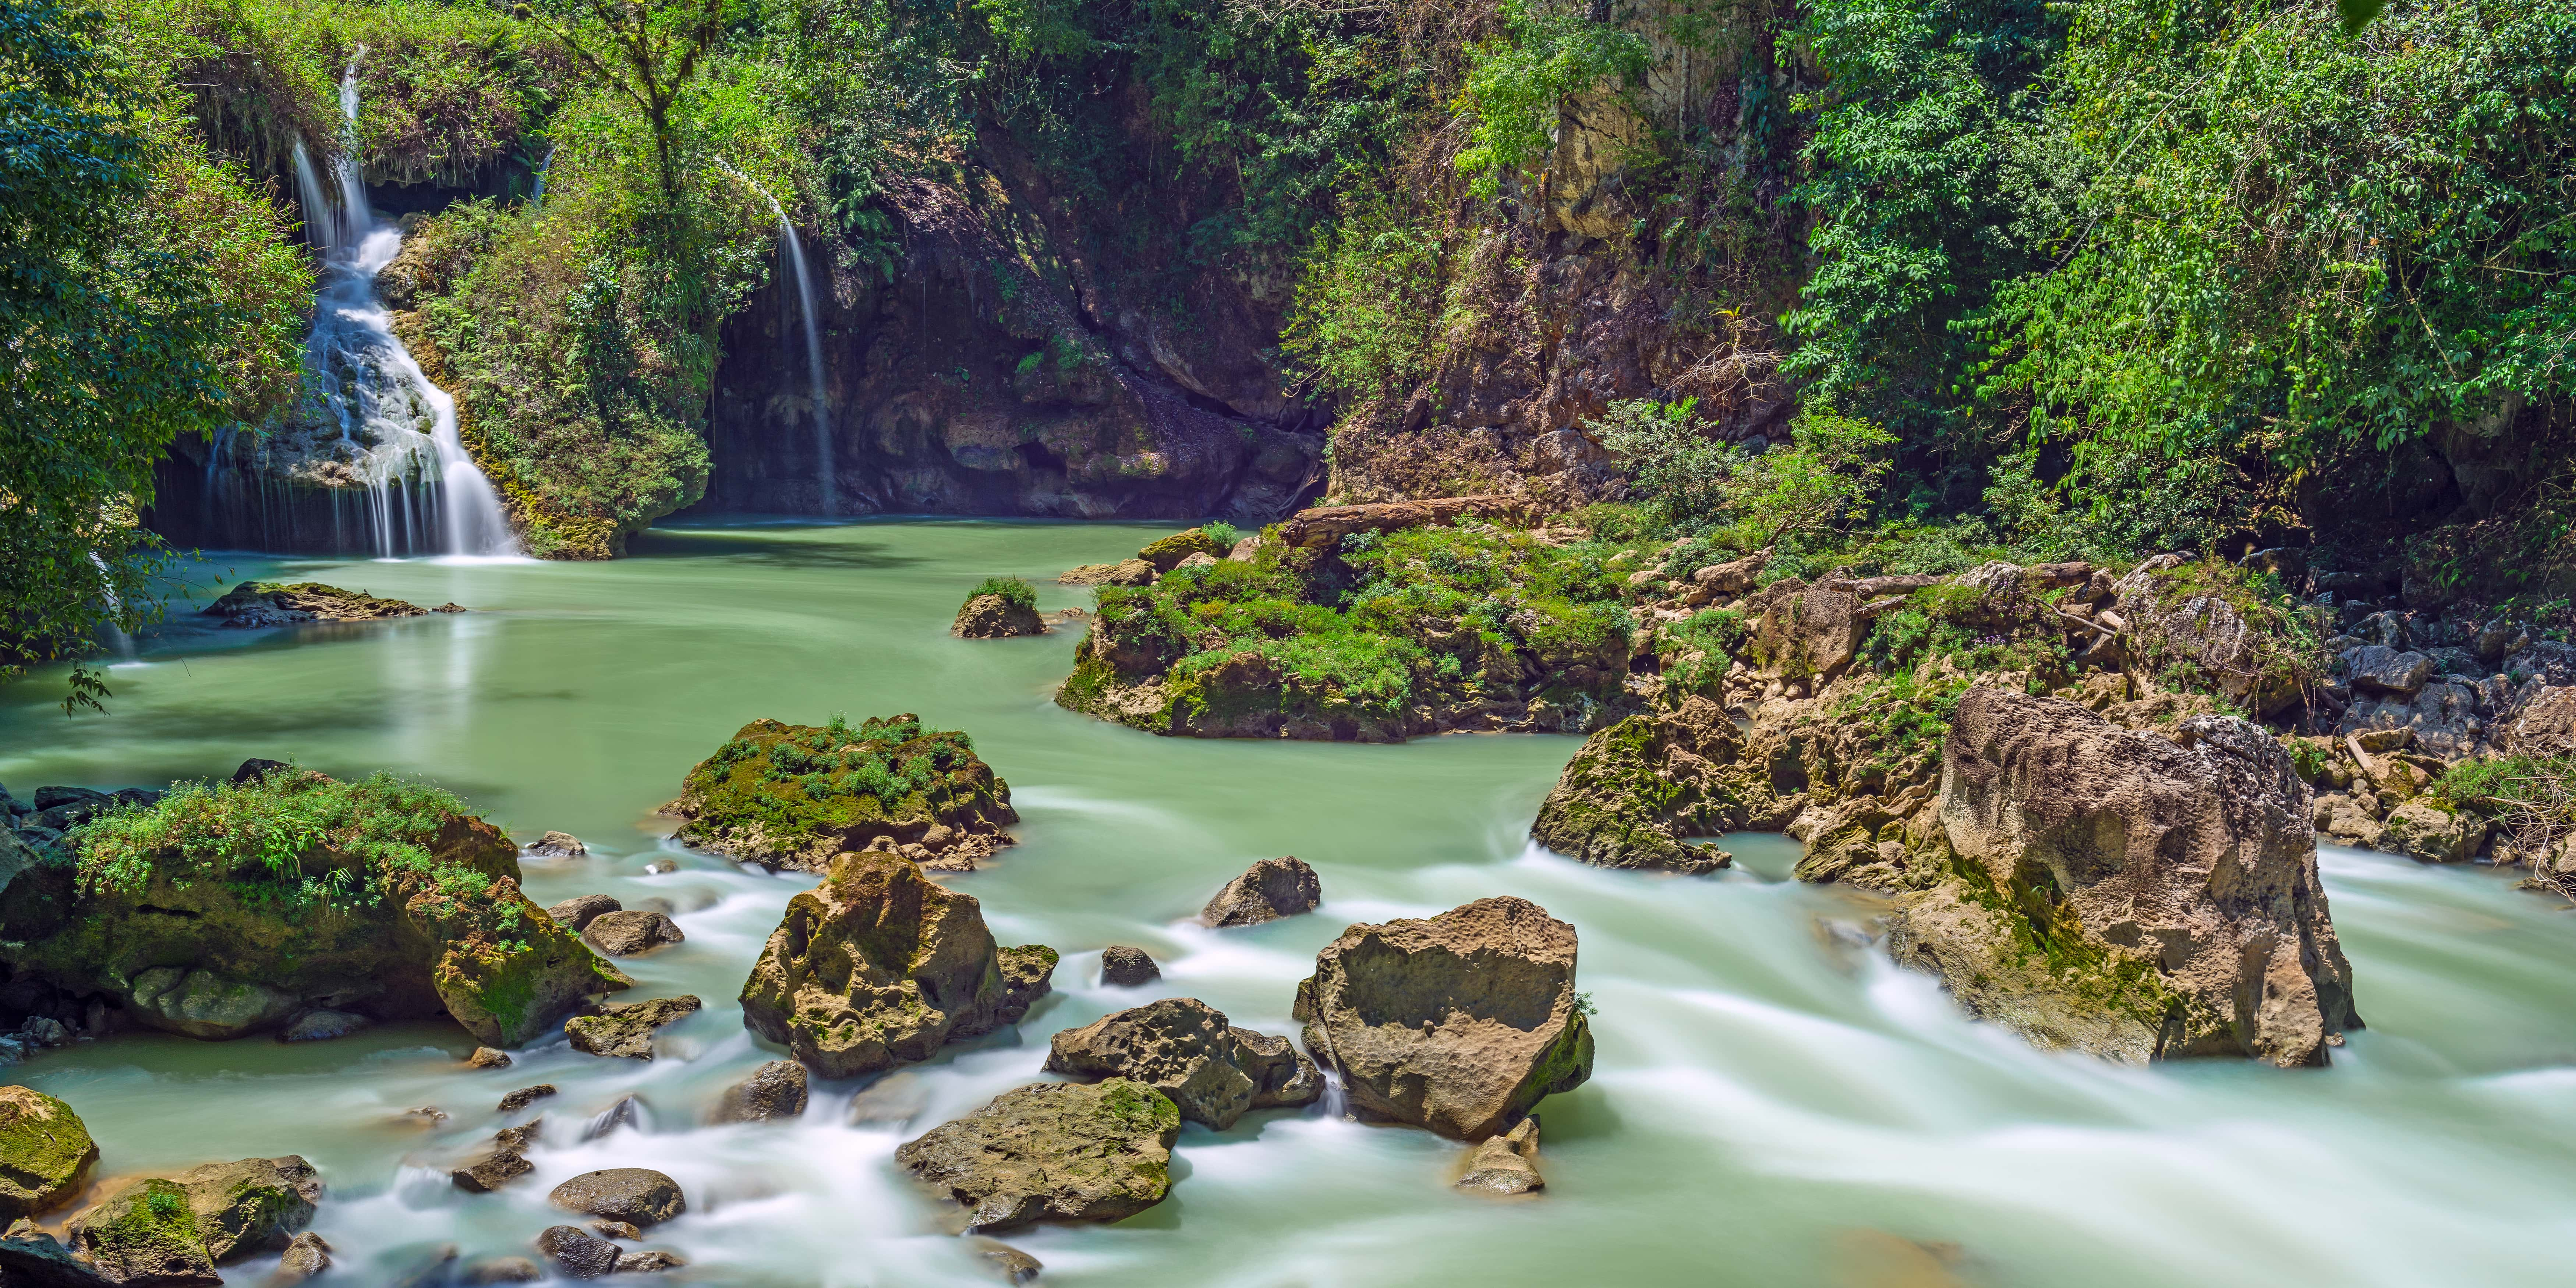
954;591;1045;639
582;910;684;957
1528;696;1747;875
565;995;701;1059
0;1087;97;1219
1455;1118;1543;1195
70;1155;320;1279
535;1225;619;1280
546;894;621;931
550;1168;686;1227
1044;997;1321;1129
1098;945;1159;987
200;580;433;627
671;716;1018;871
1295;897;1595;1141
710;1059;809;1124
895;1079;1180;1232
1200;856;1321;927
1882;687;2360;1066
739;849;1055;1078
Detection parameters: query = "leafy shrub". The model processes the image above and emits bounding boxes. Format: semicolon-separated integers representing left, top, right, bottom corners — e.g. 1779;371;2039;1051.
970;576;1038;609
70;770;492;910
1454;0;1651;201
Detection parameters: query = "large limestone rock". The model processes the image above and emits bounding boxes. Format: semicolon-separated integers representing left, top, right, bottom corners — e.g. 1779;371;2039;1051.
1043;998;1321;1129
0;772;630;1048
1750;581;1866;678
894;1079;1180;1231
1886;687;2360;1066
70;1156;320;1279
581;910;684;957
1135;528;1227;572
1529;696;1758;873
1293;898;1595;1141
954;593;1046;639
739;850;1056;1077
0;1087;97;1218
672;716;1018;871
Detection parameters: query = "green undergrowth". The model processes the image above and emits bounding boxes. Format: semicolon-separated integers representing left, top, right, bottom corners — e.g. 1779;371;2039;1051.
681;716;1001;847
1086;520;1638;729
68;770;495;911
968;577;1037;609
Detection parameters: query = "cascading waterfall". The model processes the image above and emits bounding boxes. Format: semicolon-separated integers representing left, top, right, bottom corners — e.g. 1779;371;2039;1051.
722;163;835;514
273;59;518;558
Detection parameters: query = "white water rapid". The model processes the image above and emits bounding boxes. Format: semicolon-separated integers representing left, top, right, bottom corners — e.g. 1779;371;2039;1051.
285;61;519;559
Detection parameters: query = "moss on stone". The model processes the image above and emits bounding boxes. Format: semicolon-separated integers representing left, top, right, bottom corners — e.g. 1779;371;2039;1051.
0;1087;97;1219
674;716;1015;867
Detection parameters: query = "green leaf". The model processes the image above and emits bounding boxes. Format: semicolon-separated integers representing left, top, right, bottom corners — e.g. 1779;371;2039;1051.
2338;0;2386;36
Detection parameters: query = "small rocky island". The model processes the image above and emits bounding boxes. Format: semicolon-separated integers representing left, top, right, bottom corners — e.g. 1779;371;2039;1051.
670;715;1018;870
202;580;464;627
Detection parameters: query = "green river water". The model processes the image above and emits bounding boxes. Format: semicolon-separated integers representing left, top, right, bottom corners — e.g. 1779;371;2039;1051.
2;519;2573;1287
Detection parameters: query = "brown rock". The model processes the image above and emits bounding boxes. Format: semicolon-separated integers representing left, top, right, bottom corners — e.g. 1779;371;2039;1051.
275;1232;332;1282
1058;559;1156;587
1043;998;1321;1129
588;1221;642;1242
581;910;685;957
535;1225;618;1280
1294;897;1595;1140
1275;496;1526;549
545;895;621;932
564;995;701;1060
2507;686;2576;758
527;831;587;857
954;594;1046;639
613;1250;686;1273
894;1080;1179;1231
1751;582;1864;677
548;1168;685;1227
1098;945;1159;987
739;850;1055;1078
497;1084;556;1112
1455;1117;1543;1195
1200;857;1321;927
710;1060;809;1124
466;1046;512;1069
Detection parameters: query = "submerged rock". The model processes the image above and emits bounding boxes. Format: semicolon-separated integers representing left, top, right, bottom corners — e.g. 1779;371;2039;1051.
580;1094;648;1141
565;995;701;1059
535;1225;619;1280
461;1254;541;1284
274;1232;333;1284
1043;997;1321;1129
1200;856;1321;927
549;1168;685;1228
1295;897;1594;1141
201;581;434;628
613;1249;686;1273
581;910;684;957
0;771;631;1048
498;1084;556;1112
1882;687;2360;1066
739;849;1055;1078
710;1060;809;1124
1098;945;1159;987
0;1087;98;1219
467;1046;512;1069
1454;1117;1543;1195
972;1238;1043;1284
277;1009;371;1043
672;716;1018;871
526;831;587;857
894;1079;1180;1231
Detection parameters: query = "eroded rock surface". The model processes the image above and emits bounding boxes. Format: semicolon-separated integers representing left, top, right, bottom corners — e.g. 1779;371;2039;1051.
894;1079;1179;1231
1294;897;1594;1141
1098;945;1159;987
1043;998;1320;1129
739;850;1055;1077
955;594;1046;639
549;1168;684;1228
1200;856;1321;927
1455;1118;1543;1195
582;910;684;957
565;996;701;1060
711;1060;809;1124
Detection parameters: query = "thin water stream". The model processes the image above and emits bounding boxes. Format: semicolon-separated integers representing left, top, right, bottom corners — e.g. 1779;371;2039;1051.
3;521;2573;1286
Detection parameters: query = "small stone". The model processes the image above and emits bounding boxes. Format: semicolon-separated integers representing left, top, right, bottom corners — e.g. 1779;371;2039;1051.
550;1168;685;1228
588;1221;642;1242
463;1255;542;1284
1044;998;1321;1129
581;910;685;957
581;1094;648;1141
1200;856;1321;927
275;1231;333;1282
535;1225;619;1280
613;1250;687;1273
451;1136;535;1193
546;895;622;931
1455;1118;1544;1195
498;1084;557;1112
405;1105;449;1125
279;1009;371;1043
467;1047;512;1070
711;1060;808;1124
642;859;678;875
564;995;701;1060
1098;946;1159;987
528;831;587;857
973;1237;1043;1283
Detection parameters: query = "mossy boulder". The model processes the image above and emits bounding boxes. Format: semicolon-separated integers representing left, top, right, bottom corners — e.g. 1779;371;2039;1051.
68;1156;318;1282
738;849;1055;1078
1293;897;1594;1141
20;772;629;1048
1135;528;1225;573
2109;555;2322;718
564;994;702;1059
894;1079;1181;1231
673;716;1017;871
69;1177;216;1285
1043;998;1320;1129
1528;697;1770;874
201;581;445;628
954;578;1044;638
0;1087;98;1219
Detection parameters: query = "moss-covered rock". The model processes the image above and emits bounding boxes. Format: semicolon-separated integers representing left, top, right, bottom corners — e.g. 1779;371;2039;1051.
1528;698;1775;873
69;1177;217;1285
738;850;1054;1078
894;1079;1180;1231
564;995;702;1059
67;1156;321;1280
1135;528;1225;572
200;581;447;628
673;716;1017;871
0;1087;97;1219
24;771;628;1048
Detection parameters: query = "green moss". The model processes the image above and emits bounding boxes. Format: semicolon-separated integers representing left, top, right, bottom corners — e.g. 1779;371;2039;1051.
68;771;492;913
82;1178;212;1276
968;576;1038;610
1942;845;2214;1039
678;716;1008;857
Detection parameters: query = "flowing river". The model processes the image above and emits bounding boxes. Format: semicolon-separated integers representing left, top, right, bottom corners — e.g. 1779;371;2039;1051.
2;521;2573;1287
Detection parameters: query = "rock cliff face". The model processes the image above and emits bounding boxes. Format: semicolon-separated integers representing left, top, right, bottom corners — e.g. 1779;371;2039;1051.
697;177;1323;524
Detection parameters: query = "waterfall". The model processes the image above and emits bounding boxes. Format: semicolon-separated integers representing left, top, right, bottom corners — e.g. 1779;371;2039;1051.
720;163;835;514
283;57;519;559
531;144;555;204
